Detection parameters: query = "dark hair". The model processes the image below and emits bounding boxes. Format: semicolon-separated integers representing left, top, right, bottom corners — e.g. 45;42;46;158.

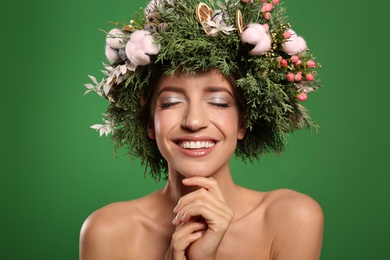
136;67;247;180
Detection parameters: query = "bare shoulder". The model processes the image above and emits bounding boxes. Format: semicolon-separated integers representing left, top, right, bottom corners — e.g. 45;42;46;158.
265;189;323;220
80;200;142;236
263;189;324;260
79;200;144;259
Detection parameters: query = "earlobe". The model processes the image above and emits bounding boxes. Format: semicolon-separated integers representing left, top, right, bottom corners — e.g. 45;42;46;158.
147;123;156;139
237;120;246;140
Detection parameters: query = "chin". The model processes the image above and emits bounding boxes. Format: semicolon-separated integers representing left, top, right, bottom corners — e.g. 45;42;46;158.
169;162;227;179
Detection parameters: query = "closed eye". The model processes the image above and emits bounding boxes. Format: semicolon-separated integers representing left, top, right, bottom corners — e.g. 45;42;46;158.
207;97;232;108
158;96;184;109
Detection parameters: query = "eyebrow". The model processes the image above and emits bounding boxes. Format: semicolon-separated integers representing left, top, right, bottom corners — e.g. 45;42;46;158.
157;86;234;98
204;86;234;98
157;86;185;96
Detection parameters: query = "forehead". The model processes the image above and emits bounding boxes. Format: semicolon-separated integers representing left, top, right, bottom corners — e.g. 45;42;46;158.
156;69;234;93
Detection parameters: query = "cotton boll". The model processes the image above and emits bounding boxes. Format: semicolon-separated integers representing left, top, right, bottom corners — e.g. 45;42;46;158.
105;44;120;64
126;42;149;66
106;28;125;49
240;23;271;56
281;29;307;55
125;30;160;66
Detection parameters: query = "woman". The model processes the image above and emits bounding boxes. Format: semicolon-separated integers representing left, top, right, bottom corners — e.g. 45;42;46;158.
81;0;324;259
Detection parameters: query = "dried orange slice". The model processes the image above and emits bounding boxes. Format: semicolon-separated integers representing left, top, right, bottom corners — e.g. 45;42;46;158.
196;2;213;26
236;9;243;34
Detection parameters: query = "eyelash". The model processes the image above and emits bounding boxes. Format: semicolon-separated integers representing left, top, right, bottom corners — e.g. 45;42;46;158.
208;102;230;108
159;102;180;109
158;97;231;109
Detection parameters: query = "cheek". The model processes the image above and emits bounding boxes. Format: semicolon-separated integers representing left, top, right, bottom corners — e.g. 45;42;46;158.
153;110;179;138
212;110;242;134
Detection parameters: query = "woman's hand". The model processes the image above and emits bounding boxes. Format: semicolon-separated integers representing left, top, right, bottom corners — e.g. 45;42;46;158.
165;177;234;260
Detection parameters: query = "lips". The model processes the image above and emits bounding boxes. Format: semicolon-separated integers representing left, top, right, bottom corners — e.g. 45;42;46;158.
177;141;216;149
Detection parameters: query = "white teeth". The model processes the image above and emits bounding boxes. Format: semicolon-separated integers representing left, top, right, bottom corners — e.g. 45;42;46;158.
179;141;215;149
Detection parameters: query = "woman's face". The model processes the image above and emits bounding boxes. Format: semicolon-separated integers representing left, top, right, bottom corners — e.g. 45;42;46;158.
148;69;246;177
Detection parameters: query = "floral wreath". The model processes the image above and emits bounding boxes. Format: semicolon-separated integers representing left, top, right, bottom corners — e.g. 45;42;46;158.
85;0;322;181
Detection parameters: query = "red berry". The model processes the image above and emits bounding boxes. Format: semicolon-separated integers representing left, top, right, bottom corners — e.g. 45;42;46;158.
283;31;291;39
306;73;315;81
307;60;316;68
294;73;302;82
286;73;295;82
280;59;288;67
291;55;299;63
297;92;308;101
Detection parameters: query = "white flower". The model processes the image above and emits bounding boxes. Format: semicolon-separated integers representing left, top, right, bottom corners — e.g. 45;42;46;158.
145;0;175;15
206;10;235;36
84;61;135;97
91;116;114;136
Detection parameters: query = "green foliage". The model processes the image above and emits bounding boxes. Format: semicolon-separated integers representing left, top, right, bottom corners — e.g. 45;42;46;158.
89;0;322;182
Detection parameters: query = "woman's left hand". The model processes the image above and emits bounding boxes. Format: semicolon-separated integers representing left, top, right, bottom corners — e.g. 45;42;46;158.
172;177;234;260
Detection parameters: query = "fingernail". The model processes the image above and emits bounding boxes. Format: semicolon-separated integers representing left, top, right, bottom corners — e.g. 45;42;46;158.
180;211;187;221
172;215;178;224
193;231;202;237
173;204;178;213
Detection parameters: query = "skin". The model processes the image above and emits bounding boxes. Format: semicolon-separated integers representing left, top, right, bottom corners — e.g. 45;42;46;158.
80;69;324;260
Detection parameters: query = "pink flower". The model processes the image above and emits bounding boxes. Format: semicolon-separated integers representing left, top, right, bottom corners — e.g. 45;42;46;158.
281;29;307;55
125;30;160;66
272;0;280;4
240;23;271;56
264;12;271;20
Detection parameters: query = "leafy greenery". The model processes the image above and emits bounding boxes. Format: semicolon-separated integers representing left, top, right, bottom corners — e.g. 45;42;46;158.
90;0;322;181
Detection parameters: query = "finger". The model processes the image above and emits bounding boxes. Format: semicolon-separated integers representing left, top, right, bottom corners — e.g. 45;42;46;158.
182;177;225;202
179;204;233;233
173;188;232;219
173;195;232;226
170;221;206;256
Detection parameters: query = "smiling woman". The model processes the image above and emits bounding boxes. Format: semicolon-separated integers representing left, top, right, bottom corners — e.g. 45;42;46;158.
149;69;246;178
81;0;323;259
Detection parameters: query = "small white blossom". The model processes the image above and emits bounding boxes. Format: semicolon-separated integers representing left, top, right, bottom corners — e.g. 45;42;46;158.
145;0;175;15
91;117;114;136
85;61;135;97
205;10;235;36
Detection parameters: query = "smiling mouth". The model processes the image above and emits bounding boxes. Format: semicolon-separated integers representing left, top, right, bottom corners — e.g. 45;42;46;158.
177;141;216;149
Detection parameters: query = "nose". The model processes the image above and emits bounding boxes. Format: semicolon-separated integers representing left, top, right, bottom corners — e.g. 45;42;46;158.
181;103;208;131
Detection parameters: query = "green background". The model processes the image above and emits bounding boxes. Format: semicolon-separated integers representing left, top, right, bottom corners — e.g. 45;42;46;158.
1;0;389;259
